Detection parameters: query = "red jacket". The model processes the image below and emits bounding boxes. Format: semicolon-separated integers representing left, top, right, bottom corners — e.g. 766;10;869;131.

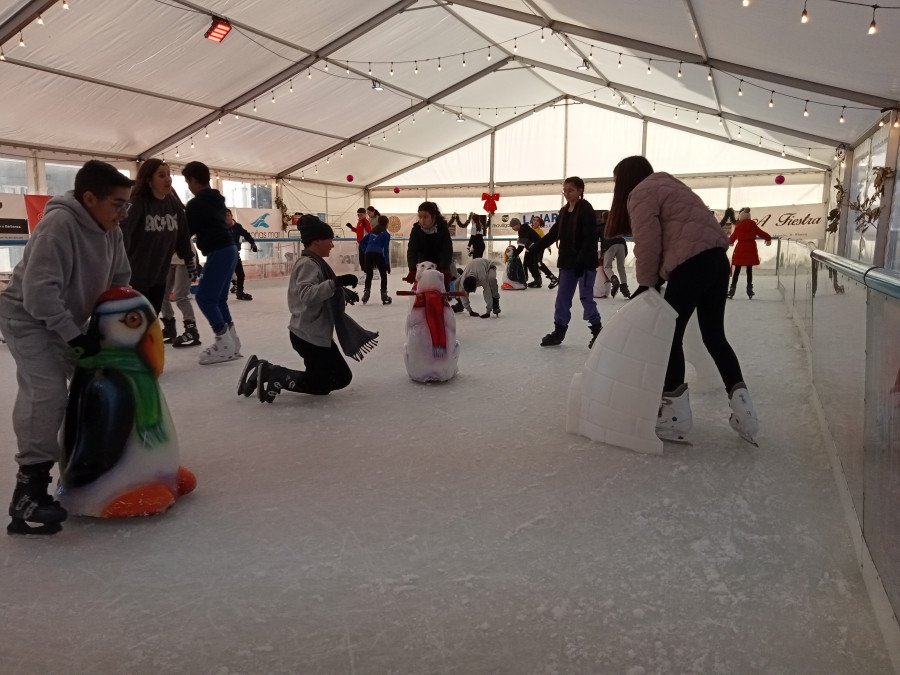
349;218;371;242
729;218;771;266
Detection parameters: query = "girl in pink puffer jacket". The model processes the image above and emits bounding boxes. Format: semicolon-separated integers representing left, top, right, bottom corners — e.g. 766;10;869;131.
605;155;758;446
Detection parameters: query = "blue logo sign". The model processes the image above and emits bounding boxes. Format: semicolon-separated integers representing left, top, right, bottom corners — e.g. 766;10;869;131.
250;213;271;229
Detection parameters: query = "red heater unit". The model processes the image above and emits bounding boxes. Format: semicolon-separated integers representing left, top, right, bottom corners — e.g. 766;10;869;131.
205;17;232;43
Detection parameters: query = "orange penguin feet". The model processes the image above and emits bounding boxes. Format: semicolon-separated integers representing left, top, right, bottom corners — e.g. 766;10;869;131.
176;466;197;496
100;483;176;518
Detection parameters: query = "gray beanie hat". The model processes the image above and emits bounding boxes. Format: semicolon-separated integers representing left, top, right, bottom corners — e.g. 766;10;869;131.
509;217;521;227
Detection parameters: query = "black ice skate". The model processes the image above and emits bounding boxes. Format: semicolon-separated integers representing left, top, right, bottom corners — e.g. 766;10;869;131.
237;355;262;397
172;321;201;348
161;317;176;343
381;291;392;305
8;462;67;536
492;297;501;316
610;275;620;298
588;321;602;348
236;291;253;301
257;361;281;403
541;322;567;346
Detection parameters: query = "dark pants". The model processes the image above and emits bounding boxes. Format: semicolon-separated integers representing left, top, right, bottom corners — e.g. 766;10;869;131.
272;332;352;395
234;258;245;287
663;248;744;393
134;282;167;316
731;265;753;286
524;247;554;283
553;268;601;326
364;252;388;293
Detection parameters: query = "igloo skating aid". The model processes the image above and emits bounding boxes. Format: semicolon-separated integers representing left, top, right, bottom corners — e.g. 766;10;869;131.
566;289;678;455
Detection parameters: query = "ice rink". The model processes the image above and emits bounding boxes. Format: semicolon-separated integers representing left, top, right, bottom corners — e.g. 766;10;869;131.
0;271;892;674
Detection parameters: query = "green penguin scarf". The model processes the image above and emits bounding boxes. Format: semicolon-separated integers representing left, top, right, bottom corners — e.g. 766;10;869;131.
79;348;168;447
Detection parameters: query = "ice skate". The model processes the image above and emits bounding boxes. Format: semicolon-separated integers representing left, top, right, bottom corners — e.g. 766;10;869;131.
7;462;67;536
161;317;176;343
257;361;282;403
656;383;692;445
548;276;559;289
381;291;392;305
588;321;602;348
610;275;620;298
620;284;632;299
747;283;755;300
172;320;201;348
728;383;759;446
237;355;262;397
198;328;239;365
541;322;567;346
236;290;253;301
229;322;242;356
362;287;371;304
727;282;737;300
527;280;542;288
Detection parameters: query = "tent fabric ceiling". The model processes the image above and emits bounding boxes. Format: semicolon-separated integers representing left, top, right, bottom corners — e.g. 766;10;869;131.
1;0;897;184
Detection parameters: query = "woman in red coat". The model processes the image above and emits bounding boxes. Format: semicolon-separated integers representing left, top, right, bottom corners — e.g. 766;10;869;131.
728;208;772;299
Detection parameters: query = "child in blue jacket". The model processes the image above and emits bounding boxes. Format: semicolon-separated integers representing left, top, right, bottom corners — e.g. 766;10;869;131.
359;215;392;305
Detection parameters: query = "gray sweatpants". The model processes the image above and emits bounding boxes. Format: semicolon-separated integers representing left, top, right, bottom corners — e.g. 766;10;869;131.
603;244;628;286
0;316;75;466
161;264;196;322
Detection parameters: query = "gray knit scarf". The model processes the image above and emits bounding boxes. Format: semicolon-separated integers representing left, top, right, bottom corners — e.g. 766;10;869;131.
304;251;379;361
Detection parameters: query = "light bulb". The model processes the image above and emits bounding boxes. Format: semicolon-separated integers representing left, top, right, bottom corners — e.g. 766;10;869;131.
707;68;713;81
803;101;809;117
677;62;682;77
36;15;44;25
647;60;652;75
839;107;845;123
801;2;809;23
19;33;25;47
769;92;774;107
617;53;622;67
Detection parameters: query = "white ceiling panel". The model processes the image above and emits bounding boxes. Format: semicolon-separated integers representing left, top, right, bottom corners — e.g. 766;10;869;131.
0;66;205;154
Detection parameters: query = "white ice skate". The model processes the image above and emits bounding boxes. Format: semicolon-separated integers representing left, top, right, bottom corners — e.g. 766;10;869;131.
728;384;759;446
657;383;693;445
198;328;240;365
229;322;242;356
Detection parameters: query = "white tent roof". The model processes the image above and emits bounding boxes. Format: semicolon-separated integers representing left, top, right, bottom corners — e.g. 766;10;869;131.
1;0;897;185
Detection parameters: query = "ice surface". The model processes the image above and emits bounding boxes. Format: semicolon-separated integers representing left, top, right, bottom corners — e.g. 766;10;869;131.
0;271;892;674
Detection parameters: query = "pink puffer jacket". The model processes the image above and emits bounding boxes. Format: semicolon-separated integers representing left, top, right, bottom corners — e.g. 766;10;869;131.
627;172;729;286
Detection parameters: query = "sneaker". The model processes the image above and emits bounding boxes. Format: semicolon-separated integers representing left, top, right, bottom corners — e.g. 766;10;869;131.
657;383;692;442
198;329;239;365
728;383;759;446
237;355;261;397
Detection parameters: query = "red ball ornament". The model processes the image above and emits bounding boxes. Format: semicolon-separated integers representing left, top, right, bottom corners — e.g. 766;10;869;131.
775;175;785;184
393;187;400;194
346;174;354;182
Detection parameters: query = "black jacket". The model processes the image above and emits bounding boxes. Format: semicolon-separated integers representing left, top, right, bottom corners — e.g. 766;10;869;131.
184;188;234;255
229;222;257;249
407;224;453;271
541;200;598;271
515;223;543;255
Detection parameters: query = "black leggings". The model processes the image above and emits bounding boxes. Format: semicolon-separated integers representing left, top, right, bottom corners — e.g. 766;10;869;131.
731;265;753;285
663;248;744;393
523;248;554;282
134;282;167;316
364;252;388;292
270;332;352;396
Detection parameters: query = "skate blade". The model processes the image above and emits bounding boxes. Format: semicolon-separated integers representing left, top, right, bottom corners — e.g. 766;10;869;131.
7;518;63;536
737;433;759;447
656;432;693;446
237;355;259;397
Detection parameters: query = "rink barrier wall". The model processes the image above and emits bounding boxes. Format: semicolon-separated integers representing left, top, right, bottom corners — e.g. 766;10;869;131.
778;239;900;672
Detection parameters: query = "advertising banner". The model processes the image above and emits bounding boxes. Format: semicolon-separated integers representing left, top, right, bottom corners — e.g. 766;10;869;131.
0;195;28;240
25;195;52;233
715;204;826;240
232;207;284;240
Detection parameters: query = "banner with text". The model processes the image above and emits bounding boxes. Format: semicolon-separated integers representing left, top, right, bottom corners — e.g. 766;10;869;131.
715;203;826;240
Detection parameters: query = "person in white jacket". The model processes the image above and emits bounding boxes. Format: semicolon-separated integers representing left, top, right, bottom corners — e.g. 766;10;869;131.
454;257;500;318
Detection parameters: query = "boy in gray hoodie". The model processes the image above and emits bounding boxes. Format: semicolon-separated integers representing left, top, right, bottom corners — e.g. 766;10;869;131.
0;160;133;535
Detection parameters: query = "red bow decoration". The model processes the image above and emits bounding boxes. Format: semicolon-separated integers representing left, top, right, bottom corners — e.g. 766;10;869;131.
481;192;500;213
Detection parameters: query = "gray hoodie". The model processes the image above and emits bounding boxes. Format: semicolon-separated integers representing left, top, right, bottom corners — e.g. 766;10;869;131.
287;251;339;348
0;192;132;341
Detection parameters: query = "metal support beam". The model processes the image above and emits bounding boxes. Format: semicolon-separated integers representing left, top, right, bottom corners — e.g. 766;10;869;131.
873;111;900;267
448;0;897;109
0;0;57;46
837;147;855;257
280;57;512;177
681;0;732;142
141;0;418;159
369;95;566;186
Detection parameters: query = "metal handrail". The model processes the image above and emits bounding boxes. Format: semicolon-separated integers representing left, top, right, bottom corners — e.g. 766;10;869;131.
809;247;900;301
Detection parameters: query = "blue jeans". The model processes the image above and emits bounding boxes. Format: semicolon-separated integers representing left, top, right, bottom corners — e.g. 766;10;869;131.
196;246;238;334
553;268;601;326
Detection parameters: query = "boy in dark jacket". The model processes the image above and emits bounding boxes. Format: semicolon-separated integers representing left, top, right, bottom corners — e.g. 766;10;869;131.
509;218;559;289
225;208;258;301
0;160;133;535
182;161;242;365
